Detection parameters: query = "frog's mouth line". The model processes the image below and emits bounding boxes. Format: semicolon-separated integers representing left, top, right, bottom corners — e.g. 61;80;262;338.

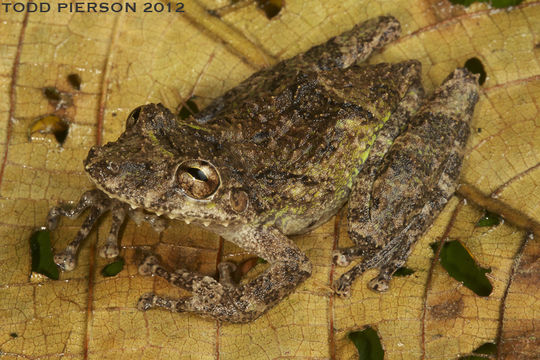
91;179;239;229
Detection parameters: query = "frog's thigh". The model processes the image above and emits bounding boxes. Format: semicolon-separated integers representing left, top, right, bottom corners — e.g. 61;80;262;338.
339;74;424;263
335;68;479;295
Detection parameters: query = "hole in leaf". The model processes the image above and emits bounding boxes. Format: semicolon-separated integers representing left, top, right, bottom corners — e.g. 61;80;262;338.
430;240;493;296
178;96;200;120
256;0;282;19
10;332;18;338
30;230;59;280
475;211;501;227
28;114;70;145
348;326;384;360
464;57;486;85
102;258;125;277
67;73;81;90
42;86;73;108
393;267;415;277
43;86;61;101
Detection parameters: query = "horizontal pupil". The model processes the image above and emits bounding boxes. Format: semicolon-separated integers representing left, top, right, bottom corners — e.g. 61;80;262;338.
187;167;208;182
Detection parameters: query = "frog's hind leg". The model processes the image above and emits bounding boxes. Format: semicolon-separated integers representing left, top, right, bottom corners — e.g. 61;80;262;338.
300;15;401;70
48;189;127;271
333;69;424;268
335;68;479;296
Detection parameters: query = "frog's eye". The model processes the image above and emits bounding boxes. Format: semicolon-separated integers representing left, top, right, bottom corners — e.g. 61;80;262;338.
125;106;143;129
177;160;220;199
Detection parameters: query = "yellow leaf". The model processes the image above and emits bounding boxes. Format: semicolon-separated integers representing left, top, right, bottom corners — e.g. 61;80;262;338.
0;0;538;359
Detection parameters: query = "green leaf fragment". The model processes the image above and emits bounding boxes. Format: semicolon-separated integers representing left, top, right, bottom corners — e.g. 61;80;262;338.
101;258;125;277
348;327;384;360
30;230;59;280
449;0;523;8
393;267;415;277
475;211;501;227
435;240;493;296
473;342;497;355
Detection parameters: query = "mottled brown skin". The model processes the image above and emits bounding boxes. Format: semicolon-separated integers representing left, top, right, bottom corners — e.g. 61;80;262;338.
47;16;479;323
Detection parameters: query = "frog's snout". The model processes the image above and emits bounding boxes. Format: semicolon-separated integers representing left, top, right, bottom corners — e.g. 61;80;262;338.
86;145;104;163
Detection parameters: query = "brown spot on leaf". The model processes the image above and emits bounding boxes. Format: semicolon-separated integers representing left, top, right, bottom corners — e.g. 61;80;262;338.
429;295;464;320
499;235;540;359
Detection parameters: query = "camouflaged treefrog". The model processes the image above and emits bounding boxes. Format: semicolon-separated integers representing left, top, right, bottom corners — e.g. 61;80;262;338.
47;16;479;323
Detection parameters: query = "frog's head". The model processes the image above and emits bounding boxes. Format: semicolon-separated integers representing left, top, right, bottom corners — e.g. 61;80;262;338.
84;103;250;228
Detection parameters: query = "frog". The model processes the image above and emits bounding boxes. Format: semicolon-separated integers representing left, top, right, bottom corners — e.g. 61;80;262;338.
46;15;479;323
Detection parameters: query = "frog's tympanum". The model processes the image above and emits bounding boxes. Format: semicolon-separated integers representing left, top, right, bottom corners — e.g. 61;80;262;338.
47;16;479;323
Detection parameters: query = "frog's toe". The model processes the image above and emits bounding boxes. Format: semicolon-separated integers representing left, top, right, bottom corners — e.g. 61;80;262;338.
54;249;77;271
137;292;157;311
369;276;390;292
332;251;351;267
334;275;353;297
138;255;160;276
47;208;61;230
98;242;119;259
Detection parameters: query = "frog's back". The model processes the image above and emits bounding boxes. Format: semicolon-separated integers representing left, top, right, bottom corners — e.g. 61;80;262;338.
190;60;421;227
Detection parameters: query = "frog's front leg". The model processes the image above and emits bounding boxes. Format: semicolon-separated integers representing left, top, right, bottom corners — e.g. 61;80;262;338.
48;189;128;270
137;226;311;323
334;68;479;296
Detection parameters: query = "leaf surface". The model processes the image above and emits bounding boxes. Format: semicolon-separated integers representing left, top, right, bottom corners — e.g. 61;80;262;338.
0;0;538;359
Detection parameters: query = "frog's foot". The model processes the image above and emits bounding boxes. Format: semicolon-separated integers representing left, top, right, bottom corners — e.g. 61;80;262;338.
136;257;246;321
48;189;127;271
334;238;412;296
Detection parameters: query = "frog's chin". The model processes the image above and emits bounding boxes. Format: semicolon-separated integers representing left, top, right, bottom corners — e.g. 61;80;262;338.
92;182;240;229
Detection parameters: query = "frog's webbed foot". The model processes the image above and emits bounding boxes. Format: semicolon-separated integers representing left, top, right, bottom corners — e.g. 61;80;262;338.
48;189;127;271
334;238;412;296
137;227;311;323
137;256;241;316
